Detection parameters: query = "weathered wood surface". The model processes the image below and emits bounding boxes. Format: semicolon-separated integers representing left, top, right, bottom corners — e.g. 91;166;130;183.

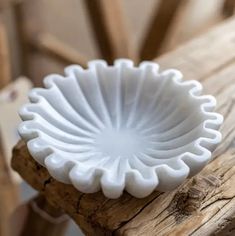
11;17;235;235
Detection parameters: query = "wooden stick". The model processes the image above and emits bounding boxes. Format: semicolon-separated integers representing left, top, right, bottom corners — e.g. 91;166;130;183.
83;0;137;63
12;1;29;75
222;0;235;17
140;0;184;60
29;33;88;68
0;20;11;89
19;194;68;236
0;20;18;236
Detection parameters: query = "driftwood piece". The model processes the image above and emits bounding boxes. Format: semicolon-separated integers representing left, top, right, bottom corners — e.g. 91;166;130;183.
83;0;137;63
11;17;235;235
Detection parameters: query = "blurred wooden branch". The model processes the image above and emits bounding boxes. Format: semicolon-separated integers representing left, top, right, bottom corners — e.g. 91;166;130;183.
18;194;68;236
0;19;19;236
83;0;137;63
12;1;29;75
0;0;22;9
140;0;184;60
0;149;19;236
223;0;235;17
29;33;88;68
0;20;11;89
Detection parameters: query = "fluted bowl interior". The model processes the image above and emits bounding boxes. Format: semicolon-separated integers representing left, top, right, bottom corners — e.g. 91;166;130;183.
18;59;223;199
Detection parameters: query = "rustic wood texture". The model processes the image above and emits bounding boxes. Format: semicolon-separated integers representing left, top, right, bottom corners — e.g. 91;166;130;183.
140;0;184;60
83;0;137;63
11;17;235;235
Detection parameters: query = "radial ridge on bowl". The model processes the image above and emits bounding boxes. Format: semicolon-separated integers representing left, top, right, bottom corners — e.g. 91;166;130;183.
18;59;223;199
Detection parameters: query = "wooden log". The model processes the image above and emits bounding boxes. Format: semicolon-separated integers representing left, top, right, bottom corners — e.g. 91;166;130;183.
11;17;235;235
140;0;184;60
83;0;137;63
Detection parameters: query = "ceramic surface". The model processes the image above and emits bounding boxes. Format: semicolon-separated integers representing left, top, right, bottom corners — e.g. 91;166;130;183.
18;59;223;198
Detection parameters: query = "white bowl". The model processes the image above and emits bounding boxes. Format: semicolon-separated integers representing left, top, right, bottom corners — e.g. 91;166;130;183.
18;59;223;199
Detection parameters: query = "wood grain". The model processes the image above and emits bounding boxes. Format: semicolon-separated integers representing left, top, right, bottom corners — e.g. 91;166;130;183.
83;0;137;63
11;17;235;235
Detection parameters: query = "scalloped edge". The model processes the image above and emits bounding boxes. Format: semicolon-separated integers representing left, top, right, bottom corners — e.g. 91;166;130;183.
18;59;223;199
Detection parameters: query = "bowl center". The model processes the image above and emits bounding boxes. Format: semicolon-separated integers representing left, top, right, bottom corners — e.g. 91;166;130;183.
94;128;149;159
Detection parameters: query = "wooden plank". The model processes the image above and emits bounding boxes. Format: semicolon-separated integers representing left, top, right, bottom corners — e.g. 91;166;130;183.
83;0;137;63
29;33;88;68
0;20;11;89
140;0;184;60
11;17;235;235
